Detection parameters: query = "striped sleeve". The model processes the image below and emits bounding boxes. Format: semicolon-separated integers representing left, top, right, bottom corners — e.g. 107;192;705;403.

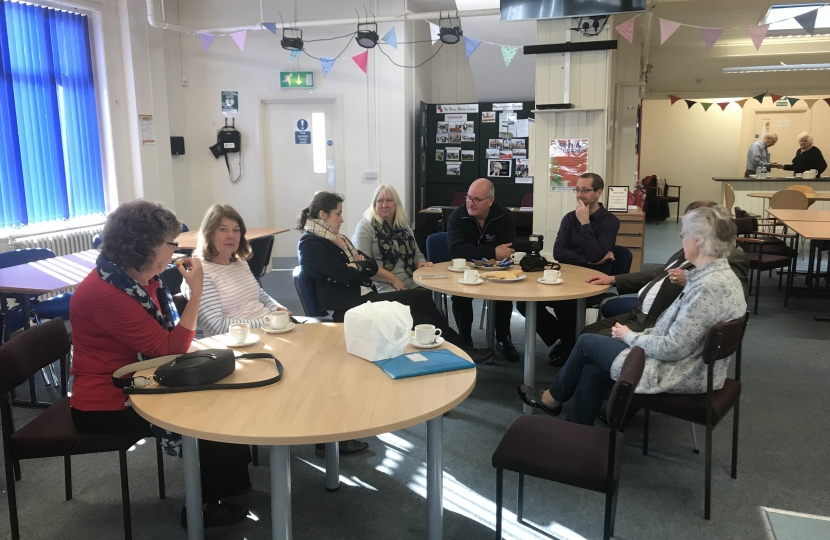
258;288;283;311
196;274;263;337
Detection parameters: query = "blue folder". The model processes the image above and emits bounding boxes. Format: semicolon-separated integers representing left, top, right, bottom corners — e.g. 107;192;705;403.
373;349;475;380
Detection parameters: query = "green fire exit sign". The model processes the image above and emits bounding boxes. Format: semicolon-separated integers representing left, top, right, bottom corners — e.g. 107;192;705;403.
280;71;315;88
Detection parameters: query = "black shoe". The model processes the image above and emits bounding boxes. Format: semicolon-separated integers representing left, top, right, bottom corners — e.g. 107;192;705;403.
496;340;520;363
181;501;248;529
548;340;571;367
516;384;562;416
463;346;495;364
314;439;370;457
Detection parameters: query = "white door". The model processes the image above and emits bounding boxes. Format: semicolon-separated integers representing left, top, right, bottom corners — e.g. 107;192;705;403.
266;101;337;265
750;111;808;177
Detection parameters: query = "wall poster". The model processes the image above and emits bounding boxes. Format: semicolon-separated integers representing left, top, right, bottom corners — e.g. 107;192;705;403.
549;139;588;190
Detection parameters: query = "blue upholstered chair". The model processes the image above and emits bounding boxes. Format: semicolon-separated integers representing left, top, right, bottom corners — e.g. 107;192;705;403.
292;266;330;318
425;232;451;318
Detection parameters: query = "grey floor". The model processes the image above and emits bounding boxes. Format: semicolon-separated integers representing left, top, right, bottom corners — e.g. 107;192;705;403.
1;222;829;540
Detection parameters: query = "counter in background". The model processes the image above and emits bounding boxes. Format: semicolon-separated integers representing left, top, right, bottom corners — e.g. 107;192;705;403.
712;177;830;214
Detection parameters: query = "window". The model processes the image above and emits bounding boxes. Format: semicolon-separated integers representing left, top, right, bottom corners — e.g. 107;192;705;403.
0;0;105;229
765;4;830;31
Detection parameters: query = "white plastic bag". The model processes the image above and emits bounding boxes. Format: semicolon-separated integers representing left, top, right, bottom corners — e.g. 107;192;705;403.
344;301;413;361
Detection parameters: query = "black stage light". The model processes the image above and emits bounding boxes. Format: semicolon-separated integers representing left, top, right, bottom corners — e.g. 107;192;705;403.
280;28;303;51
356;22;379;48
439;14;462;44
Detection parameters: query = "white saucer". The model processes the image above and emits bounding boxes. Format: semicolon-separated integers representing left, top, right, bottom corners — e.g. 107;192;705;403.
263;322;296;334
458;278;484;286
224;334;261;347
538;277;564;285
448;266;468;273
409;336;445;349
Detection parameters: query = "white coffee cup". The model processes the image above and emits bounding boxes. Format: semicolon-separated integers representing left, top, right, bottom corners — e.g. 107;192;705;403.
463;269;480;283
265;310;289;330
452;258;467;270
415;324;442;345
794;172;803;178
229;323;250;344
803;169;817;179
543;269;561;283
512;251;526;262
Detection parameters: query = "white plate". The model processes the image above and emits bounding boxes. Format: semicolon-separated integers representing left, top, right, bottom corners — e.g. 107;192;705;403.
223;334;261;347
538;277;564;285
486;274;527;283
472;264;512;271
458;278;484;286
263;322;296;334
447;266;469;273
409;336;445;349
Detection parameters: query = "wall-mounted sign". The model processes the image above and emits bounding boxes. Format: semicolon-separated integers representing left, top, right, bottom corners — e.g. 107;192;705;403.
221;91;238;115
492;102;523;111
280;71;315;88
436;104;478;113
295;118;311;144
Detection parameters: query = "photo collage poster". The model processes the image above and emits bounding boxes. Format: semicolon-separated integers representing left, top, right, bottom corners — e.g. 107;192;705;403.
436;106;478;177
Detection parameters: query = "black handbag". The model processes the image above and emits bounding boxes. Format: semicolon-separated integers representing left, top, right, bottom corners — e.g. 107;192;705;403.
112;349;283;394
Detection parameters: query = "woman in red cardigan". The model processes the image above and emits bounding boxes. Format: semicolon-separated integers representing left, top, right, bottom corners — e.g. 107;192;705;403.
70;200;250;529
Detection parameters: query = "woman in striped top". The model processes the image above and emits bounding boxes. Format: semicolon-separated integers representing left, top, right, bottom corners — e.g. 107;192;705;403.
182;204;290;337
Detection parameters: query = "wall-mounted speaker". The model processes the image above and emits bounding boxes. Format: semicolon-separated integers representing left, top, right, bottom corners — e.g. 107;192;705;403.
170;136;185;155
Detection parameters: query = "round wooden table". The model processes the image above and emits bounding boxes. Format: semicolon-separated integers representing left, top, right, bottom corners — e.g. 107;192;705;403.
413;261;610;413
130;323;475;540
747;191;830;208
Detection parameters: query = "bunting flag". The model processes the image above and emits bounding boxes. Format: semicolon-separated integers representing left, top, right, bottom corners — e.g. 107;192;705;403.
685;99;696;109
701;27;723;51
465;37;482;58
289;49;301;60
736;99;748;108
717;102;730;111
352;50;368;74
320;56;335;77
701;102;713;112
770;93;782;102
230;30;247;51
786;97;800;107
501;45;519;67
616;18;636;44
382;27;397;48
428;21;441;44
660;19;682;45
804;98;819;108
824;97;830;107
752;93;766;104
199;33;215;52
263;23;277;35
794;8;818;35
669;95;681;105
747;24;769;50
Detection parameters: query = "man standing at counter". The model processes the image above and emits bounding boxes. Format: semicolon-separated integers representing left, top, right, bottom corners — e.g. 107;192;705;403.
745;133;781;177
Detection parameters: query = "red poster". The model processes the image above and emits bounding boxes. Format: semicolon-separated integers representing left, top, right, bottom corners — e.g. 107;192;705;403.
549;139;588;189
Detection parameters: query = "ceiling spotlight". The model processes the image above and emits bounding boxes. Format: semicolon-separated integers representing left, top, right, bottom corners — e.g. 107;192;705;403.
280;28;303;51
356;22;379;48
439;13;463;44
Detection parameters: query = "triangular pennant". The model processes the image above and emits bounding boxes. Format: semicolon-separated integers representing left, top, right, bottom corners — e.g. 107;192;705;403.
501;45;519;67
352;50;368;74
753;93;766;104
770;93;782;102
199;33;215;52
717;102;730;111
428;21;441;44
230;30;247;51
685;99;696;109
804;98;819;109
794;8;818;36
736;99;748;108
701;102;713;112
465;37;482;58
289;49;301;61
786;97;800;107
747;24;769;51
616;18;636;44
381;27;397;48
701;27;723;51
669;95;681;105
824;97;830;108
320;56;335;77
660;19;682;45
263;23;277;35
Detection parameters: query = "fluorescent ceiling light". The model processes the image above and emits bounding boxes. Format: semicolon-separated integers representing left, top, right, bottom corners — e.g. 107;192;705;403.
764;4;830;31
724;63;830;73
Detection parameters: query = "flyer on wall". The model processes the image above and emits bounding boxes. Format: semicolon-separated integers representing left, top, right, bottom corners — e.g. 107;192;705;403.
488;159;512;177
607;186;629;212
549;139;588;190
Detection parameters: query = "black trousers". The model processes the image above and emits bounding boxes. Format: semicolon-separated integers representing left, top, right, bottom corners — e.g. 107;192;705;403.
516;300;578;350
71;407;251;502
332;288;468;348
450;297;512;343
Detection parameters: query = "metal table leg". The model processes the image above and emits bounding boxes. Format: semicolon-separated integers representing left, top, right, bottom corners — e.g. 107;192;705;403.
575;298;587;341
182;436;204;540
523;301;536;414
325;442;340;492
485;300;495;349
426;415;444;540
271;445;292;540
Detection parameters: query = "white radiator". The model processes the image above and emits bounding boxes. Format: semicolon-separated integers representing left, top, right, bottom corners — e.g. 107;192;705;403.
10;226;103;257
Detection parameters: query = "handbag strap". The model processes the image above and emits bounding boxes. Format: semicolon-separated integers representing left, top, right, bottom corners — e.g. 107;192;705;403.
112;352;283;394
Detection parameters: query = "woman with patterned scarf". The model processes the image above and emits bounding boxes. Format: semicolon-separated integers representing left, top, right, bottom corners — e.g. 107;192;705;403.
352;184;432;293
297;191;494;364
70;200;252;529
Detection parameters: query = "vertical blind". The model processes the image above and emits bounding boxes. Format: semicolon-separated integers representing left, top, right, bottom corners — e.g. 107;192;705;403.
0;0;105;229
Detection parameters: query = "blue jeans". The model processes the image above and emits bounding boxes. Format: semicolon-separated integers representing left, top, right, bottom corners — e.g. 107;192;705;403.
548;333;629;425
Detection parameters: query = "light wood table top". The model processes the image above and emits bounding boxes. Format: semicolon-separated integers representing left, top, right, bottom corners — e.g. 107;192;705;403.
747;192;830;202
175;227;289;250
0;249;97;295
766;209;830;222
783;221;830;240
130;323;476;445
413;261;611;302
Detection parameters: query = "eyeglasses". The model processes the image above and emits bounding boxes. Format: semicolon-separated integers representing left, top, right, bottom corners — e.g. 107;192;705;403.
572;188;597;194
166;241;180;248
465;195;493;204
